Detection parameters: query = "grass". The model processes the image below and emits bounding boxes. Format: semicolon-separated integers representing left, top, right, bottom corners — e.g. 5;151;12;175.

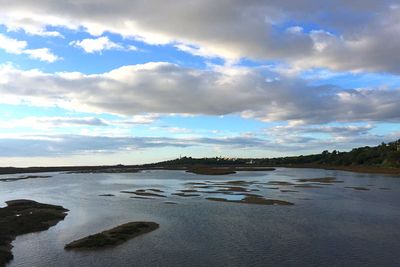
296;177;343;183
120;190;166;198
187;167;236;175
345;186;370;191
65;222;159;250
0;200;68;267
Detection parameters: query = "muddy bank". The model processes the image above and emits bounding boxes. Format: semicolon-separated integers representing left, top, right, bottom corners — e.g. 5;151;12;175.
345;186;370;191
65;222;159;250
0;200;68;267
186;166;276;175
187;167;236;175
120;190;166;198
235;167;276;171
296;177;343;184
0;175;51;182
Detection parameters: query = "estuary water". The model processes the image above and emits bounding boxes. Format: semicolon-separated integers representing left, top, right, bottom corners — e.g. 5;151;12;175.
1;168;400;267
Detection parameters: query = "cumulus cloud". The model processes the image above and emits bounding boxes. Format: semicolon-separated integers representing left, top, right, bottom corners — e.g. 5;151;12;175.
0;1;399;72
69;36;136;53
23;48;60;63
1;63;400;124
0;33;59;62
0;33;27;53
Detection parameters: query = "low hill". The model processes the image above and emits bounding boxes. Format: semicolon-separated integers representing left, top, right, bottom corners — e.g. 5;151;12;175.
1;140;399;175
148;140;400;170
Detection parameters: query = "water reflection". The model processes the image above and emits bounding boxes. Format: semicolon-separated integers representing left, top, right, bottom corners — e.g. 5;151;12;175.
0;168;399;267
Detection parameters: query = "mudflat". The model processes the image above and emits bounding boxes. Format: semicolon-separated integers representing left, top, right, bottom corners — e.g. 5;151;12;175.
0;200;68;267
65;222;159;250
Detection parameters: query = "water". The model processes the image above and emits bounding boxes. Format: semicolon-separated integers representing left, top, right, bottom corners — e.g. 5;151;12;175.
1;168;400;267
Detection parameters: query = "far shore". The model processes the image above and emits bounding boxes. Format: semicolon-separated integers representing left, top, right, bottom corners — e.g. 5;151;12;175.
0;164;399;176
279;164;400;176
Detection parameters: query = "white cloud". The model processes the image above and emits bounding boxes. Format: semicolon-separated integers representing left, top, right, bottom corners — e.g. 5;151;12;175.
1;1;399;72
126;45;138;51
174;43;220;58
1;63;400;125
70;36;122;53
0;33;27;53
0;33;59;62
23;48;60;62
115;114;159;125
70;36;138;53
0;15;65;37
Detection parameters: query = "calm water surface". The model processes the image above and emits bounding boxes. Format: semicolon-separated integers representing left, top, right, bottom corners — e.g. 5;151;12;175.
1;168;400;267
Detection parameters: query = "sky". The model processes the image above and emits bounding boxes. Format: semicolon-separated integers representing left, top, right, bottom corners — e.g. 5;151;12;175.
0;0;400;166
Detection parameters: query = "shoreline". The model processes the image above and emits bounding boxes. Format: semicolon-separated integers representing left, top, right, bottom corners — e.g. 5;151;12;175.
278;164;400;176
0;200;69;267
0;164;399;176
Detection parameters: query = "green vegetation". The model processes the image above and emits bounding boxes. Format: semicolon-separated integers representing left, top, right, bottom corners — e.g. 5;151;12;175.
345;186;370;191
187;167;236;175
1;140;398;176
65;222;159;250
0;200;68;267
146;139;400;174
172;192;201;197
257;140;400;168
296;177;343;183
267;181;294;186
120;190;166;198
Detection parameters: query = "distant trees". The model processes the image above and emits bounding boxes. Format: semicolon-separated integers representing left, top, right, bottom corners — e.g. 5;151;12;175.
150;139;400;168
